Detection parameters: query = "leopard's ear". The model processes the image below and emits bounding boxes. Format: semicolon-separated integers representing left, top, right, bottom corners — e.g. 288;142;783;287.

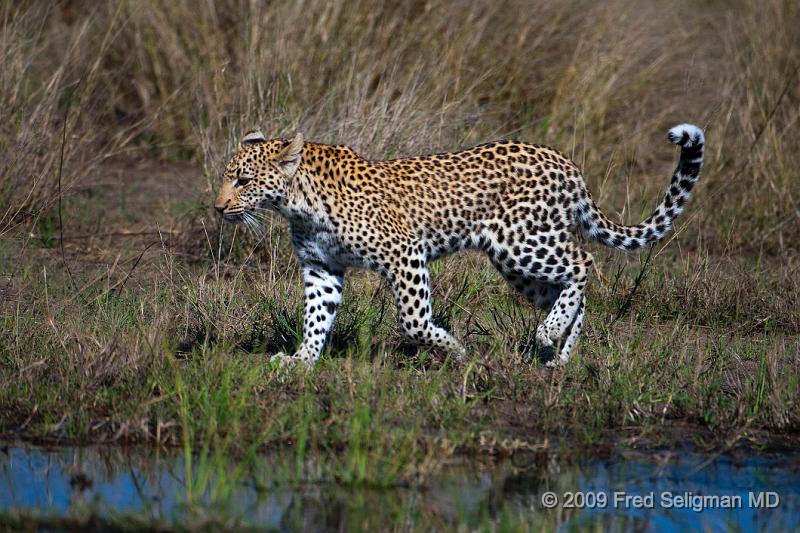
276;133;304;177
240;129;266;147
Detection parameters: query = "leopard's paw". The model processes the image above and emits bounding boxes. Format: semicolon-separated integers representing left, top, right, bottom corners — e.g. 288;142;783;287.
270;351;313;369
535;324;554;348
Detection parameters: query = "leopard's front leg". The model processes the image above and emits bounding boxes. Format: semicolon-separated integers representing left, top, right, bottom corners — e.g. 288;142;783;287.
273;261;344;365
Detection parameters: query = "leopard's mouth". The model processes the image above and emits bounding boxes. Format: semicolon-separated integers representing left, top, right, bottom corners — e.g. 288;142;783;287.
221;211;245;223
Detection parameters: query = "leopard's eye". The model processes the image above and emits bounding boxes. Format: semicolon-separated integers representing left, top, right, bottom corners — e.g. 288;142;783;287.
235;176;251;187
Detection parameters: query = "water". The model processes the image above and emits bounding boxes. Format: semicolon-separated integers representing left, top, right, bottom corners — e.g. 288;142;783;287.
1;443;798;531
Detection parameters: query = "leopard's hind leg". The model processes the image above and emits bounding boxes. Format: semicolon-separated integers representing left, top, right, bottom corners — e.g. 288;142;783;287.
488;237;592;366
533;242;591;366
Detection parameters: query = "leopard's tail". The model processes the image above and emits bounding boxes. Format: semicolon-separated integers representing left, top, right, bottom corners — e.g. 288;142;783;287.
576;124;704;251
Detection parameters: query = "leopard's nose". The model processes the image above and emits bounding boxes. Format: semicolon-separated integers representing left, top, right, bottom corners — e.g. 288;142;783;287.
214;203;226;215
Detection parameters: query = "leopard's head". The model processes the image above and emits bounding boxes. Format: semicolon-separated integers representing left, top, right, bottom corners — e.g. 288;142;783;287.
214;130;304;224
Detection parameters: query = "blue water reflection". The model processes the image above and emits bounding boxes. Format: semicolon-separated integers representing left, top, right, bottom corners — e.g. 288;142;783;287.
0;444;798;531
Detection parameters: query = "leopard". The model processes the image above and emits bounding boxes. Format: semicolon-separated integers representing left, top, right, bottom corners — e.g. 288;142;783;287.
214;124;704;367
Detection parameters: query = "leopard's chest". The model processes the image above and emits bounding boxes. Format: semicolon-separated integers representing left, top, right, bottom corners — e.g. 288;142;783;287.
290;221;376;272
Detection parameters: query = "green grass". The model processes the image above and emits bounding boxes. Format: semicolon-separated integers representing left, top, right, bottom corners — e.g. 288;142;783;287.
1;240;797;482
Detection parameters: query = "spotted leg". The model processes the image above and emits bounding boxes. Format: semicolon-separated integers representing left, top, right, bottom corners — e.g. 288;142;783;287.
529;281;562;311
389;257;466;359
550;293;585;367
498;272;562;312
535;250;592;366
490;238;591;366
272;262;343;365
493;264;565;359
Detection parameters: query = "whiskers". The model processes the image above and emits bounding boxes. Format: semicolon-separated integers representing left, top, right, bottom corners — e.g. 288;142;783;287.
242;206;280;236
241;210;265;237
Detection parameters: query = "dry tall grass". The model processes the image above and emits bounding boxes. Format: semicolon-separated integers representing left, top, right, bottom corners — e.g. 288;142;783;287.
2;0;798;250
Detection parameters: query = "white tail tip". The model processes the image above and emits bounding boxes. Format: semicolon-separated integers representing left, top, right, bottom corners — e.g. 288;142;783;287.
668;124;704;148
